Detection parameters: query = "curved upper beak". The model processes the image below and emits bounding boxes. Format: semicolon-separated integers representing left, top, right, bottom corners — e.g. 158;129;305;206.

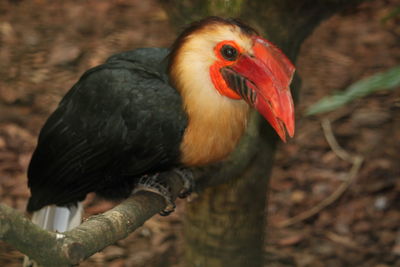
221;36;295;142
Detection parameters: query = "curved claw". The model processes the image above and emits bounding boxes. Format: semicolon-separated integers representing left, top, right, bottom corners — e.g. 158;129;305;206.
132;174;175;216
173;168;195;198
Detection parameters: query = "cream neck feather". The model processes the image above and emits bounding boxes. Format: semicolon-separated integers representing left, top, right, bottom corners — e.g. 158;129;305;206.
169;27;250;166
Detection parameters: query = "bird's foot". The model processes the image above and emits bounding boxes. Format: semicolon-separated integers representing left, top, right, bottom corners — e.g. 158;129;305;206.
173;168;195;198
132;174;175;216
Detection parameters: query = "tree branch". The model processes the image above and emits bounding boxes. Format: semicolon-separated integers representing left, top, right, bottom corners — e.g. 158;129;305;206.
0;172;181;267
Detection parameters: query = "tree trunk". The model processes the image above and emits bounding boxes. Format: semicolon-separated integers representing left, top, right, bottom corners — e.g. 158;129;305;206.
184;136;275;266
161;1;366;266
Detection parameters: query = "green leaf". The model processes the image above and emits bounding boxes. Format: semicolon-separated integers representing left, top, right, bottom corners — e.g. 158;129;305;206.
381;6;400;23
305;65;400;116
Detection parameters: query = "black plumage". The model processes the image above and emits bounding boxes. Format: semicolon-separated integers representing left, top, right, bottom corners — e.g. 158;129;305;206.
27;48;187;212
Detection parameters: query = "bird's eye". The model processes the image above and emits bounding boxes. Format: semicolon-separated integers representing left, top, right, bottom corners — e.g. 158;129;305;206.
220;45;238;61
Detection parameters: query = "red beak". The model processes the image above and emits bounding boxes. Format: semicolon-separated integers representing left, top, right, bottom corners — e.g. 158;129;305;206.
222;37;295;141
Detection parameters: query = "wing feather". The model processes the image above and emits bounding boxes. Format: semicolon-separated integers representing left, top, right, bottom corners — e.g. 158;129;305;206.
27;50;187;211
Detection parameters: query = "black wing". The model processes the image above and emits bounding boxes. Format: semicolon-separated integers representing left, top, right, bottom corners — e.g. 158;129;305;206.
27;48;187;212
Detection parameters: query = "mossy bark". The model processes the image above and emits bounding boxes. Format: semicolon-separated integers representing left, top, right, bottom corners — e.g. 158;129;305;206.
184;137;275;267
161;1;366;266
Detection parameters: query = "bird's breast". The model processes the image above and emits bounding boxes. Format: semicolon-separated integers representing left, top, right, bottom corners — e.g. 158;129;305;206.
179;99;249;166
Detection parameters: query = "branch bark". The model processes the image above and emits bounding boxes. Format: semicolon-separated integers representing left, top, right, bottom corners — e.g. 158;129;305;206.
1;169;193;266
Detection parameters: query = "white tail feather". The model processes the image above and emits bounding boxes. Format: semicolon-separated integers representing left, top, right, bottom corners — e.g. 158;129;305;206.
31;203;83;232
23;203;83;267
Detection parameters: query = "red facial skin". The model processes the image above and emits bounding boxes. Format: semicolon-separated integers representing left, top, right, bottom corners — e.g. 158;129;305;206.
210;37;295;142
209;40;243;99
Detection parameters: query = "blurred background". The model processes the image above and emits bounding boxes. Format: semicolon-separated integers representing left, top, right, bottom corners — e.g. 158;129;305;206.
0;0;399;266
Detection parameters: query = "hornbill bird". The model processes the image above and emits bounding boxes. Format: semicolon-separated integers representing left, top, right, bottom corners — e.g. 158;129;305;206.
26;17;295;234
